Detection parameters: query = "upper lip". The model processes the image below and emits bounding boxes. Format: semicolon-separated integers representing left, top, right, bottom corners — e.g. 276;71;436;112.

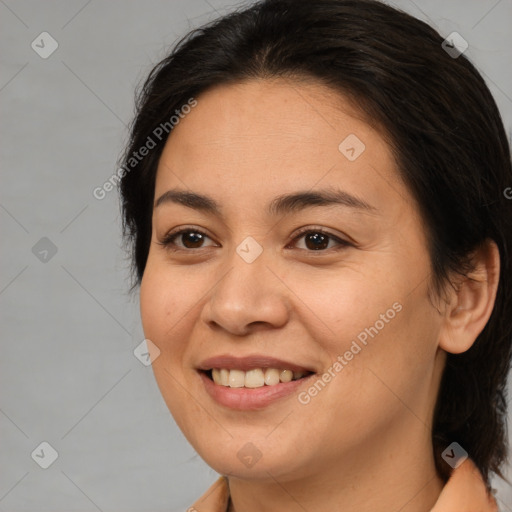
197;354;316;373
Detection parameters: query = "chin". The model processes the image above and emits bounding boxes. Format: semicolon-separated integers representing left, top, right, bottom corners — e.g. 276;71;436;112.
189;430;313;482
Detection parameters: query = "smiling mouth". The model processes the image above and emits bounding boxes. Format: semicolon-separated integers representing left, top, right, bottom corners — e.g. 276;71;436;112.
202;368;315;389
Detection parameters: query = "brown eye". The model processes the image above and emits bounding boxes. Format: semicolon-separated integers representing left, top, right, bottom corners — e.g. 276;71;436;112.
291;229;350;252
179;231;206;248
159;228;216;250
304;232;329;250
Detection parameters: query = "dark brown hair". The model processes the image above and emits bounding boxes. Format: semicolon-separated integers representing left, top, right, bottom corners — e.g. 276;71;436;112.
119;0;512;484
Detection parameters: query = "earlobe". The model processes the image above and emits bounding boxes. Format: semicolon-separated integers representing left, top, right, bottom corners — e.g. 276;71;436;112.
438;240;500;355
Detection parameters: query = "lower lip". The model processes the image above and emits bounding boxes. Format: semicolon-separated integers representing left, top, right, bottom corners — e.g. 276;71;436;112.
199;371;314;410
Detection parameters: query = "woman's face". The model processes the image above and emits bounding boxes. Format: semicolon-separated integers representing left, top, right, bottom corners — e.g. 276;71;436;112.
140;79;446;481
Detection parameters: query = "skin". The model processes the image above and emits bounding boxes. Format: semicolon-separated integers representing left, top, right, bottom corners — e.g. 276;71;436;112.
139;78;499;512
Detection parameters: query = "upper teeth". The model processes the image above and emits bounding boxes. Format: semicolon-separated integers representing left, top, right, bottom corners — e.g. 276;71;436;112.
211;368;307;388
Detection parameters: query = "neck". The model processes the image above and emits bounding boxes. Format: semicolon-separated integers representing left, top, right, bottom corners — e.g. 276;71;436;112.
227;418;444;512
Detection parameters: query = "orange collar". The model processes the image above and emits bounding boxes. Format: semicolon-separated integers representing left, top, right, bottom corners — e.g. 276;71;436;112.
190;460;497;512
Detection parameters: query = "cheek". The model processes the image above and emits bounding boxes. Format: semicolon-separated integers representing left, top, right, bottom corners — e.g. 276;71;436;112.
139;259;214;383
139;263;200;422
327;284;442;427
139;265;190;366
287;254;440;393
139;258;197;336
140;269;169;340
282;262;398;349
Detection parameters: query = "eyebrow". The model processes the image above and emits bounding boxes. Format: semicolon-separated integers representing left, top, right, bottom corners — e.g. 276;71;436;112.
154;188;377;216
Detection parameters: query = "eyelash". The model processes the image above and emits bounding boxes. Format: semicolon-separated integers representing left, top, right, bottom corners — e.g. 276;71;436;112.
157;226;351;253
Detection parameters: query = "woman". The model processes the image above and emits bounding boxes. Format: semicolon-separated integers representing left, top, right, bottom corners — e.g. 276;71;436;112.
119;0;511;510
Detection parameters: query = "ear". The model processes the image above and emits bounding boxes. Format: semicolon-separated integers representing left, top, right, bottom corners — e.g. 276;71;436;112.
438;240;500;354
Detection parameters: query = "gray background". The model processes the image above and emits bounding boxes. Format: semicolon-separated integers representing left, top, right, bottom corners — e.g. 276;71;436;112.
1;0;511;510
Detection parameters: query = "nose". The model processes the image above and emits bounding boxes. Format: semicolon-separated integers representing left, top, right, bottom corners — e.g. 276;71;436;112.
200;249;291;336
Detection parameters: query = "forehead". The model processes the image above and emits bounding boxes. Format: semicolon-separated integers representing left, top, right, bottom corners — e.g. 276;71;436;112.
155;78;409;215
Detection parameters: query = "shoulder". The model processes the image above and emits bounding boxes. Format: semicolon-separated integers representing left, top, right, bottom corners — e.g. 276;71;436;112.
431;459;498;512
